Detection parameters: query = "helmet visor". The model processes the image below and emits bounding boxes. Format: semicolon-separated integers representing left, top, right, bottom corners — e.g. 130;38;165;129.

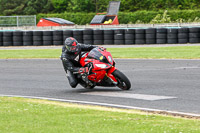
66;45;77;52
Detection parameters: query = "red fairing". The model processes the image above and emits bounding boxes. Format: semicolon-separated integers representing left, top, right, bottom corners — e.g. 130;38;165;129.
108;66;116;74
88;70;107;83
80;48;117;84
107;66;117;82
80;53;89;66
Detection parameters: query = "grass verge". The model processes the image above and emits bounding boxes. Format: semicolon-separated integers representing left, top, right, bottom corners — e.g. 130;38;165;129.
110;46;200;59
0;46;200;59
0;97;200;133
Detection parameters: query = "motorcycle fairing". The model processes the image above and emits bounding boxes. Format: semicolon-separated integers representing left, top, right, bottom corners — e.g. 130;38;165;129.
79;48;118;86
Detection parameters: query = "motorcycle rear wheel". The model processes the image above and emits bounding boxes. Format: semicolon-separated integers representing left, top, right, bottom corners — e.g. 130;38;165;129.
112;70;131;90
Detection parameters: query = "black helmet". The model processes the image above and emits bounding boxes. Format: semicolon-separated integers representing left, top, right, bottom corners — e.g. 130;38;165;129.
64;37;79;53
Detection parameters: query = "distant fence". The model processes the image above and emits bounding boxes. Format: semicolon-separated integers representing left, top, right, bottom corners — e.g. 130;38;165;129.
0;15;36;27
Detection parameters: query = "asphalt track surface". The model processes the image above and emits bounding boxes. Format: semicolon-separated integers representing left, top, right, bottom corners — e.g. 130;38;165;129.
0;58;200;116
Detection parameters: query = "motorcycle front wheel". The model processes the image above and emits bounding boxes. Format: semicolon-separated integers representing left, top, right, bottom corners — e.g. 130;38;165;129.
112;69;131;90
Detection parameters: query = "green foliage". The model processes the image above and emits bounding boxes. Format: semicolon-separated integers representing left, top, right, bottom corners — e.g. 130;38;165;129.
119;10;200;24
37;10;200;25
51;0;70;13
95;0;110;13
118;11;158;24
23;0;54;15
1;0;200;16
2;0;200;25
51;0;97;13
150;10;171;24
150;9;200;24
50;0;110;13
0;0;27;15
0;0;54;15
120;0;200;11
68;0;95;12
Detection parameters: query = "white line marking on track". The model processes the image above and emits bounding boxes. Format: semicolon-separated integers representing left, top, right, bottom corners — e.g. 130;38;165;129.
81;92;177;101
0;94;199;117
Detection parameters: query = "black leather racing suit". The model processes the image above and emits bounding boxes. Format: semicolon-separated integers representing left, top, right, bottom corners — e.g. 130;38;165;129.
61;43;97;88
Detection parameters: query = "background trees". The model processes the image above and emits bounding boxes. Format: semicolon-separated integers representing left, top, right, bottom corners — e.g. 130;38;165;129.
1;0;200;25
23;0;54;15
1;0;200;16
0;0;54;15
51;0;70;13
0;0;27;15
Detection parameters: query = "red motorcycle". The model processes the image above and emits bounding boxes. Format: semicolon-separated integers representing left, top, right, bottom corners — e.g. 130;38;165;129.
79;47;131;90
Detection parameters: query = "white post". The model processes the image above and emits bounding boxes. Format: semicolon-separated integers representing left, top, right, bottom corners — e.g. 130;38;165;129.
17;16;19;27
34;15;37;26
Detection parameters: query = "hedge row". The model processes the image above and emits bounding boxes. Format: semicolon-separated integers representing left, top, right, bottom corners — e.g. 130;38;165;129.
1;27;200;46
37;10;200;25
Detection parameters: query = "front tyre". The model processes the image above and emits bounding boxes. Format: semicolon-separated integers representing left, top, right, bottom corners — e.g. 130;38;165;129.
112;70;131;90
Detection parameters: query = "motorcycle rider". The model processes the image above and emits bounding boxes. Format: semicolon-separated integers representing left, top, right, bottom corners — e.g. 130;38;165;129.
61;37;104;88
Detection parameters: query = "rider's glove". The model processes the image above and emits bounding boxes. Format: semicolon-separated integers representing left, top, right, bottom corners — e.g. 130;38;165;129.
98;46;106;51
78;67;89;74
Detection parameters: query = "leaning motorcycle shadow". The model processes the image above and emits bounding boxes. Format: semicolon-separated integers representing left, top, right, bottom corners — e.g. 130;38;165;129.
68;86;123;93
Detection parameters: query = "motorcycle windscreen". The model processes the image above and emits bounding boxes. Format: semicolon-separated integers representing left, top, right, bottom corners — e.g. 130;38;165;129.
88;48;110;64
87;48;103;60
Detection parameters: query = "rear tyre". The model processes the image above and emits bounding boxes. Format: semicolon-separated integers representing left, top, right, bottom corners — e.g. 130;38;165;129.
112;70;131;90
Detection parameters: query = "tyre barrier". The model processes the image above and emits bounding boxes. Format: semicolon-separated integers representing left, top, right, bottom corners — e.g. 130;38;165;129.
23;31;33;46
73;30;83;43
0;32;3;46
104;29;114;45
156;28;167;44
43;30;52;46
53;30;63;45
33;31;43;46
114;29;125;45
189;27;200;43
167;28;178;44
1;27;200;46
83;29;93;45
93;29;104;45
145;28;156;44
3;31;13;46
125;29;135;45
135;29;145;44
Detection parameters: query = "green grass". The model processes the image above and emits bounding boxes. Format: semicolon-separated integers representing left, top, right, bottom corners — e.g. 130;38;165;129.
0;46;200;59
109;46;200;59
0;97;200;133
0;49;61;59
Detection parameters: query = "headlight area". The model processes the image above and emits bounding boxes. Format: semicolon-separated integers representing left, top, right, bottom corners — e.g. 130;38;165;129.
108;56;113;64
95;64;109;68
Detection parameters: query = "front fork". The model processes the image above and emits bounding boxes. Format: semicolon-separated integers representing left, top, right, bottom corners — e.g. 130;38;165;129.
107;66;118;85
